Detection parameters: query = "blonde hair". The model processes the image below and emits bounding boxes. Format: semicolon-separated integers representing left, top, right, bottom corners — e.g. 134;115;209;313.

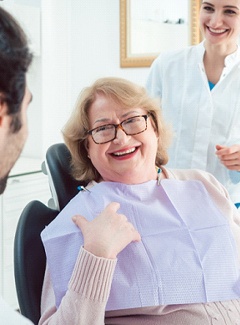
63;77;172;182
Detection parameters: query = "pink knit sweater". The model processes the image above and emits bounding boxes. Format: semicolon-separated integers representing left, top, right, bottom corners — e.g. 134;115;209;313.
39;168;240;324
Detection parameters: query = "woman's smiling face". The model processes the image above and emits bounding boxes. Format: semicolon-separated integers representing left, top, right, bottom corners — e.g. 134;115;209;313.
199;0;240;47
86;93;158;184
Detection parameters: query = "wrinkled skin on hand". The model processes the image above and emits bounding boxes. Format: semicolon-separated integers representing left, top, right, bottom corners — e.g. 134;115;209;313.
72;202;141;259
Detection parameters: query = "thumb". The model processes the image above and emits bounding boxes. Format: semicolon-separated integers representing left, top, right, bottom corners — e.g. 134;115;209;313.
72;214;88;231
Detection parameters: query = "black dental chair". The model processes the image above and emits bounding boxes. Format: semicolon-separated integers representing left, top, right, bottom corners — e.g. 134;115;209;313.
42;142;81;211
14;143;83;324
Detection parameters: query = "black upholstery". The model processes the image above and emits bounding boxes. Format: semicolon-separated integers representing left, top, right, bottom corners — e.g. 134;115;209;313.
14;143;84;323
45;143;81;210
14;200;58;325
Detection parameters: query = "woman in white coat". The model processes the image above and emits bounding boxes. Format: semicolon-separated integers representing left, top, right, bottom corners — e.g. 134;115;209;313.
146;0;240;207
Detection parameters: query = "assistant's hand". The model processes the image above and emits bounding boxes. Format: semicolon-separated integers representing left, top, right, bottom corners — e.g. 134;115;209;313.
72;202;141;259
216;144;240;171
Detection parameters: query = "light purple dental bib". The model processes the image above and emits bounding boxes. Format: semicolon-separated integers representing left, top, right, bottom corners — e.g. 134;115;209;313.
41;179;240;310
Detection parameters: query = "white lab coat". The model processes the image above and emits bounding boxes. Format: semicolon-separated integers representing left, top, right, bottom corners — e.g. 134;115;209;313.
146;41;240;204
0;296;33;325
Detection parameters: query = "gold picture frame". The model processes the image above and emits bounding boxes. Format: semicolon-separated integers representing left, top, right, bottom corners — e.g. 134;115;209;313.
120;0;201;68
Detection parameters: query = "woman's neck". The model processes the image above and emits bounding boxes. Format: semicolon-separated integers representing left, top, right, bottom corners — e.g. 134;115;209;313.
204;40;238;58
203;41;238;84
100;166;166;185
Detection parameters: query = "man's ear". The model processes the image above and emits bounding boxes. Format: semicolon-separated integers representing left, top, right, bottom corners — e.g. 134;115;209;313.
0;97;9;127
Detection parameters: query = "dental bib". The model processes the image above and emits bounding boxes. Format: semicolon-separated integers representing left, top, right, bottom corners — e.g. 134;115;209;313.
41;179;240;310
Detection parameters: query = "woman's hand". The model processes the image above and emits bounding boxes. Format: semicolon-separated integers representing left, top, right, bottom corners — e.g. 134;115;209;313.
72;202;141;259
216;144;240;171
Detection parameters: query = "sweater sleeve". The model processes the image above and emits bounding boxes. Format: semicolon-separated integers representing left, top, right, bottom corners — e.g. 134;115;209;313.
39;247;117;325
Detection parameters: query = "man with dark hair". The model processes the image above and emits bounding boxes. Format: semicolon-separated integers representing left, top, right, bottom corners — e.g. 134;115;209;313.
0;6;34;324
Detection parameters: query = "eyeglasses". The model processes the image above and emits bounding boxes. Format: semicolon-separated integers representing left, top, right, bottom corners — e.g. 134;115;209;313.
87;114;150;144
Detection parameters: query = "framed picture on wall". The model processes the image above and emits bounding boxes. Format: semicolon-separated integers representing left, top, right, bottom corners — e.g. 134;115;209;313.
120;0;201;68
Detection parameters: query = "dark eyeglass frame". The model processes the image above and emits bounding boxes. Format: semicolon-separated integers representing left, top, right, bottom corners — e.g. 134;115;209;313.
87;114;150;144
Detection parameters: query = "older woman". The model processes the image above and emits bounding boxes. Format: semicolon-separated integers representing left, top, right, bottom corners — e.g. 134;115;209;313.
146;0;240;208
40;77;240;324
